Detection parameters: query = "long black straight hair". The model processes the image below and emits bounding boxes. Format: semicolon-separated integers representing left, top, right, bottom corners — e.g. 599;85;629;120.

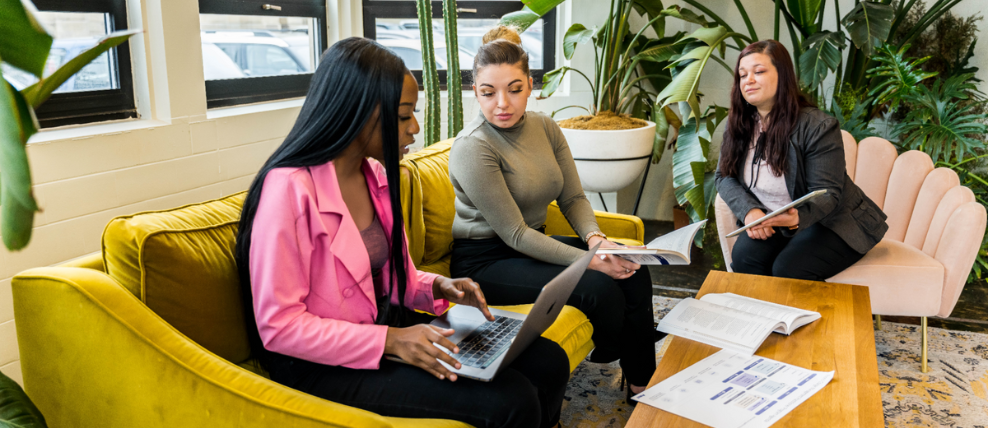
234;37;410;366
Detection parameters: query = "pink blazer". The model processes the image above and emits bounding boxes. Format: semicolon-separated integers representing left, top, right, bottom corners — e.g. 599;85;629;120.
249;159;448;369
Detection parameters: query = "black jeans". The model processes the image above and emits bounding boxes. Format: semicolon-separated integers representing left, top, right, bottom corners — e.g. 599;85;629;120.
266;311;569;428
450;235;656;386
730;223;866;280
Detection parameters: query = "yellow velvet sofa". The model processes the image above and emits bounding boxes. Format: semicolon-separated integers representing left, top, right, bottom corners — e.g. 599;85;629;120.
11;138;644;427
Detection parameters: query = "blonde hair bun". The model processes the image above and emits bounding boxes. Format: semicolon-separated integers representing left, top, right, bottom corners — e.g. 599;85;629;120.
482;25;522;45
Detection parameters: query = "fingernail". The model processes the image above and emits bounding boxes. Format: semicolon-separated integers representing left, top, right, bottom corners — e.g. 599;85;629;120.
439;375;444;380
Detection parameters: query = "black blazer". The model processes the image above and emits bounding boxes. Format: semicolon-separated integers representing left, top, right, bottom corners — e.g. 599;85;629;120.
715;107;888;254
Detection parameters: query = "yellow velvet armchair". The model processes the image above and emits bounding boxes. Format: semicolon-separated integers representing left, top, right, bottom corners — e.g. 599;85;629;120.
11;138;644;427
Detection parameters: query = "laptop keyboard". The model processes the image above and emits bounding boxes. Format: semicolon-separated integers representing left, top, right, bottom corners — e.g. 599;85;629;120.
453;316;523;369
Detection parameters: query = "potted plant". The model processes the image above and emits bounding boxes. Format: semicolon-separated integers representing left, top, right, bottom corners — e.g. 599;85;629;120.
501;0;697;194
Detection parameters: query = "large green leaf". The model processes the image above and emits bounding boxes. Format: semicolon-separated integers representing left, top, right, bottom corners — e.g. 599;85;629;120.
787;0;823;34
673;104;728;228
663;7;712;28
656;26;738;121
652;105;668;164
798;31;846;90
539;67;567;99
0;72;38;251
563;24;595;60
841;1;894;58
499;7;541;33
21;29;140;108
0;0;52;77
678;26;728;47
520;0;565;17
893;74;988;164
0;371;46;428
631;0;666;37
866;43;937;112
633;41;685;63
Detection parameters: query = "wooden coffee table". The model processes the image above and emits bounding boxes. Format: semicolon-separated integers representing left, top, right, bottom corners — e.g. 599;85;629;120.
626;271;883;427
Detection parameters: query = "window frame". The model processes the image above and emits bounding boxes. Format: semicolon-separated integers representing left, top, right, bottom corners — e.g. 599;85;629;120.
31;0;137;128
361;1;557;90
199;0;328;109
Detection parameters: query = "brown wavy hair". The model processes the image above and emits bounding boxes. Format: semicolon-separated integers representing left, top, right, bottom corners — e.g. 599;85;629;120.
472;25;529;82
719;40;814;178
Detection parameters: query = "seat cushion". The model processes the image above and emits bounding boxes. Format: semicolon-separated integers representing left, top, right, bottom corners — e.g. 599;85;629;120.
827;239;944;316
102;192;250;363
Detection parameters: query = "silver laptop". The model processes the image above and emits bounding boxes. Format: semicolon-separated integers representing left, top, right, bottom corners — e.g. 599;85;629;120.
424;243;600;382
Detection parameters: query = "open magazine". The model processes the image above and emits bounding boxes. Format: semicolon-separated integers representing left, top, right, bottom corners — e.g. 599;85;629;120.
656;293;821;355
596;220;706;265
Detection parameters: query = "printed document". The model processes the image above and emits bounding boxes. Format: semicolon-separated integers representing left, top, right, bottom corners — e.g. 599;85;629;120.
633;350;834;428
656;294;820;355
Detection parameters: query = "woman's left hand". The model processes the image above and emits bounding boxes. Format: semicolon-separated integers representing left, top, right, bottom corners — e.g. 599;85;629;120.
434;277;495;321
760;208;800;229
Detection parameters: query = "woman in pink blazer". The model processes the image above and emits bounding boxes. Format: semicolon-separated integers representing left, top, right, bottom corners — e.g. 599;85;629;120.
234;38;569;428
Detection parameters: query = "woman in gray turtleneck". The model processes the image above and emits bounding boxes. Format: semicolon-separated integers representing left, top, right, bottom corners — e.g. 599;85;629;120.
448;27;659;399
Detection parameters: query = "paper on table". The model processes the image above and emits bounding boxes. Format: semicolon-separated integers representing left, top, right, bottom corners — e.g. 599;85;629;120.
656;297;781;355
633;350;834;428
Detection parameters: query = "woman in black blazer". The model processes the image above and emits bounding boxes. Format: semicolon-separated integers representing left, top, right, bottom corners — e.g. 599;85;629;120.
715;40;888;280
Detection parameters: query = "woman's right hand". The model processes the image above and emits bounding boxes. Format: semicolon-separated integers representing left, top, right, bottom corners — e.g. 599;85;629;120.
385;325;463;381
744;208;775;240
588;252;639;280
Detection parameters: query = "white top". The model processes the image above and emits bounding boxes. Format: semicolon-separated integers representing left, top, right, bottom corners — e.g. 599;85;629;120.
742;117;793;213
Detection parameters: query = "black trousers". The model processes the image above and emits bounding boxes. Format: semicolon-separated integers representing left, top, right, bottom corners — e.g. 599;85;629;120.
266;311;569;428
730;223;866;280
450;235;656;386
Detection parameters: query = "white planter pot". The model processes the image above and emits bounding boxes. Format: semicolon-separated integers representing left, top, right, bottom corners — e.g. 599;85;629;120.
561;121;656;193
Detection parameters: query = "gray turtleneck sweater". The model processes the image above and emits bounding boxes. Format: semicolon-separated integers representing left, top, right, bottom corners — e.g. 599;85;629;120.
449;111;600;265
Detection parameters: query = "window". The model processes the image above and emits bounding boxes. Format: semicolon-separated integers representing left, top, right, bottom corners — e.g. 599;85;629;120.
8;0;138;128
362;1;557;89
199;0;328;109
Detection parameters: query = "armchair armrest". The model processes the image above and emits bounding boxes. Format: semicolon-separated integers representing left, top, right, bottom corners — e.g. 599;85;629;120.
12;267;467;428
545;202;644;243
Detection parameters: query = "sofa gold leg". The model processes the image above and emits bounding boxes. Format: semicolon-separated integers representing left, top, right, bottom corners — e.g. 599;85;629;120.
874;315;882;331
921;317;928;373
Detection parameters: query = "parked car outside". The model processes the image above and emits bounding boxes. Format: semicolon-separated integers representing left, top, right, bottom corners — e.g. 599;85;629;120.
4;37;114;92
201;32;309;79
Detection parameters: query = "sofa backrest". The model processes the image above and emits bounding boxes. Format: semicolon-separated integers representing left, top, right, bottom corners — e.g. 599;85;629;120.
101;192;251;364
400;139;457;267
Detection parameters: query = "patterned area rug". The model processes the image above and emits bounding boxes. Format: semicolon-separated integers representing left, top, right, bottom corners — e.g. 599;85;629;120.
560;296;988;427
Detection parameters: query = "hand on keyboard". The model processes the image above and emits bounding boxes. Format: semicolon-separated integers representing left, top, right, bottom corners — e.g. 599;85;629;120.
452;316;523;369
385;324;462;381
434;277;495;321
